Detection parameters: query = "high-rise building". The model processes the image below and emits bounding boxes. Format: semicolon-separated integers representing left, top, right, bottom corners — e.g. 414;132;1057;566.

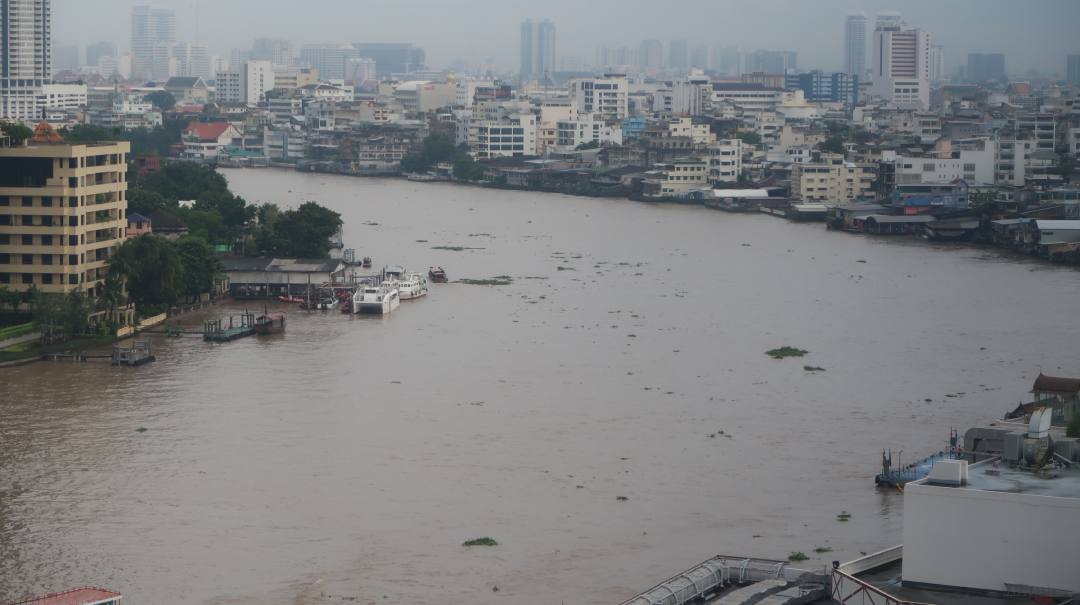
690;44;711;70
748;50;797;74
559;56;583;72
131;6;176;60
967;53;1005;82
0;136;131;297
669;40;689;71
299;44;360;80
215;61;273;103
844;11;867;77
351;43;425;79
52;44;79;72
520;19;555;82
929;45;945;83
877;10;902;27
344;57;376;83
640;40;663;69
87;42;117;68
867;19;931;108
253;38;293;66
1068;55;1080;86
1;0;52;122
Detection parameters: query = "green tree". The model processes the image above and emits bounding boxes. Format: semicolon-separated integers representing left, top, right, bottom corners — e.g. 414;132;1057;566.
99;273;125;320
453;153;487;181
400;154;427;173
144;90;177;110
107;234;183;308
818;138;848;158
738;132;762;146
255;202;342;259
175;236;222;301
127;190;171;216
575;140;600;150
421;132;457;164
1067;414;1080;439
1;121;35;145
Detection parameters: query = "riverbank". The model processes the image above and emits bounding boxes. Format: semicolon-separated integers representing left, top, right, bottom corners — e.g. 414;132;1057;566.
0;333;120;366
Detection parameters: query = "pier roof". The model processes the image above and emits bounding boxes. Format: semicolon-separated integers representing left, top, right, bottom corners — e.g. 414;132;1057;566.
222;258;344;273
1030;374;1080;396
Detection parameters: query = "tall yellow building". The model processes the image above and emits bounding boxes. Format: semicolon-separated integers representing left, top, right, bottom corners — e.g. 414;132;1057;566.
0;125;130;298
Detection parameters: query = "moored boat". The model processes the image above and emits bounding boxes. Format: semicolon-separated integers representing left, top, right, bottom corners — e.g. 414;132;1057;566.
279;296;304;303
429;267;448;283
253;311;286;334
352;284;400;314
314;298;338;310
398;272;428;300
362;257;372;267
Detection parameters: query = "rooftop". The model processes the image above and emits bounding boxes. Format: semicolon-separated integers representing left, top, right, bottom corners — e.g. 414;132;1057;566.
918;460;1080;500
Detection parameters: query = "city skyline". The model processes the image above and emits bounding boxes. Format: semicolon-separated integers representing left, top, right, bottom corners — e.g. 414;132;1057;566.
46;0;1080;77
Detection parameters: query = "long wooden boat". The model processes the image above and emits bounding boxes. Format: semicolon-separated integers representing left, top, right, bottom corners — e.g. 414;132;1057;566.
253;312;286;334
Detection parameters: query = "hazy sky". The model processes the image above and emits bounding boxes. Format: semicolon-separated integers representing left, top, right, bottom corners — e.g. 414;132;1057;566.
53;0;1080;75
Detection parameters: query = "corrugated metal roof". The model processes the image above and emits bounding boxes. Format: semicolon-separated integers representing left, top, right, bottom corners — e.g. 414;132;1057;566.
1033;220;1080;230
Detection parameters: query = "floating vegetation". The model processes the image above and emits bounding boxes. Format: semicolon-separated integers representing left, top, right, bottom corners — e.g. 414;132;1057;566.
459;278;512;286
616;496;628;501
814;546;833;553
492;586;499;592
364;222;380;225
469;233;493;237
856;260;867;263
432;246;484;251
924;398;932;402
804;366;826;372
524;276;548;279
741;243;751;246
765;346;808;359
494;275;512;279
619;262;630;265
837;511;852;522
415;239;428;242
462;537;498;546
557;266;575;271
136;427;148;433
628;334;636;338
576;485;584;488
709;434;716;438
634;273;643;276
788;552;809;562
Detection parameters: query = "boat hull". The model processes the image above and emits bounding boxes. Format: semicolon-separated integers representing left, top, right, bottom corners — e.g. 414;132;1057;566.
253;325;285;334
353;293;400;314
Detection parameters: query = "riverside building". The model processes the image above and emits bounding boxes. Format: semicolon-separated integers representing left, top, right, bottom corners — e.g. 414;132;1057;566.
0;123;129;297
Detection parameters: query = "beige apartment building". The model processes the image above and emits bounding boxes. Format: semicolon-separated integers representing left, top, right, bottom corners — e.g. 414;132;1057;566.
0;135;130;298
791;153;876;204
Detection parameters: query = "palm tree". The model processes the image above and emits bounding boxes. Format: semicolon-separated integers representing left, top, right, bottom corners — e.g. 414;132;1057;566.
99;273;125;321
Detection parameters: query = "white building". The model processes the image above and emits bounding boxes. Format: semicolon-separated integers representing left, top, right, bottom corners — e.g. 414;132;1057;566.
669;73;713;116
36;84;87;114
1;0;51;122
215;61;274;104
458;111;538;159
571;74;628;121
710;83;804;111
866;19;931;109
904;454;1080;594
894;139;996;185
844;12;867;78
344;57;376;83
555;113;622;149
708;138;742;183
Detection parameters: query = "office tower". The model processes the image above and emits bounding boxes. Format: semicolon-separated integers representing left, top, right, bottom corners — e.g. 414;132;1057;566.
299;45;359;80
520;19;555;82
967;53;1005;82
929;45;945;83
690;44;711;70
719;45;745;76
53;44;79;71
0;137;131;297
87;42;117;68
1068;55;1080;86
669;40;689;71
253;38;293;66
868;19;930;108
231;47;253;68
640;40;663;69
131;6;176;60
351;43;426;79
345;57;376;83
877;10;902;27
559;56;583;71
1;0;52;121
748;49;797;74
844;11;866;77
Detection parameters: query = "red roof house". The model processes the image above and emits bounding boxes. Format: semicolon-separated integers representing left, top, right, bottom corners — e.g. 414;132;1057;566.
180;121;243;160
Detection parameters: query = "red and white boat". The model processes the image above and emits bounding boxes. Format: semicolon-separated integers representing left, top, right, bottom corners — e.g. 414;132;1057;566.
1;586;122;605
279;296;305;303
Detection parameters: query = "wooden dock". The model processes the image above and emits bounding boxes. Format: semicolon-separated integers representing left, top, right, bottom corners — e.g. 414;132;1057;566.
203;313;256;342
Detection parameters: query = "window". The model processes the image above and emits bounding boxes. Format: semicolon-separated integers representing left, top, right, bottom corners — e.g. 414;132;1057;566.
963;163;976;172
0;254;7;264
68;274;77;285
42;196;52;207
22;196;32;206
0;273;8;284
22;235;32;246
69;196;78;207
41;274;53;285
42;254;52;265
0;196;7;206
69;235;78;246
923;164;935;172
69;177;78;188
0;234;7;245
41;235;52;246
22;254;33;265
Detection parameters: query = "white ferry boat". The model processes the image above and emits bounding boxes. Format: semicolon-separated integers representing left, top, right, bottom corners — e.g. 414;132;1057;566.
352;284;400;314
397;272;429;300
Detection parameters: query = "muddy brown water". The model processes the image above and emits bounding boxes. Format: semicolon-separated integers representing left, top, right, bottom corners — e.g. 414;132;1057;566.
2;170;1077;604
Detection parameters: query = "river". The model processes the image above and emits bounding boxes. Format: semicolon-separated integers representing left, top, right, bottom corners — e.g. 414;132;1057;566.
1;169;1077;604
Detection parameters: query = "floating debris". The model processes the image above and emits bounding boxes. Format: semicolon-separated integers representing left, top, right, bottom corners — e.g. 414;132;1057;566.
462;537;498;546
765;346;808;359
